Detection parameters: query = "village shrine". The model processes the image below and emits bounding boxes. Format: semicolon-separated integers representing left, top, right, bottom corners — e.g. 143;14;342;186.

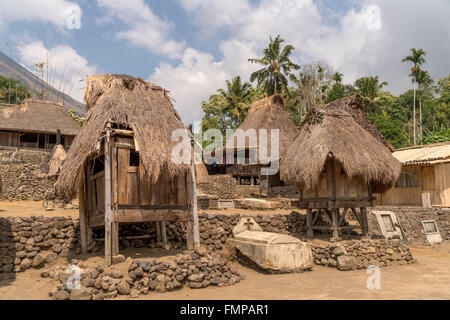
216;94;299;194
56;74;205;265
281;107;401;241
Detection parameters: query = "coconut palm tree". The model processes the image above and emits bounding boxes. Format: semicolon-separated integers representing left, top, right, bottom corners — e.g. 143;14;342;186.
402;48;427;145
354;76;388;111
217;76;252;128
248;35;300;95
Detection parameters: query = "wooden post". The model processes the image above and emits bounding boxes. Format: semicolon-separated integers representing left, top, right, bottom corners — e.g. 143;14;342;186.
161;221;167;246
306;208;313;238
156;222;162;243
331;208;339;241
361;207;368;236
79;177;87;254
190;164;200;249
111;144;119;257
104;128;112;266
56;129;61;145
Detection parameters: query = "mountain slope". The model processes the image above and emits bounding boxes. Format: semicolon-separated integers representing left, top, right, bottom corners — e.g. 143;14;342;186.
0;50;85;114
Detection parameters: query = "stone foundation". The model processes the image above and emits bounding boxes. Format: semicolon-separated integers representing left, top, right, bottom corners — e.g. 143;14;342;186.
310;239;415;271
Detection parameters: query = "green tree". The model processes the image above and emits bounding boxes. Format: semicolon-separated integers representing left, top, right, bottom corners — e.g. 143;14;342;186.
0;75;30;104
217;76;252;128
354;76;388;112
68;109;85;126
402;48;427;145
248;35;300;95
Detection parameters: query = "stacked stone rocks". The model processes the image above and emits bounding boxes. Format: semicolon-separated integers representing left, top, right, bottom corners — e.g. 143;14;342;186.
310;239;415;271
0;216;78;273
367;207;450;244
197;175;238;199
48;248;242;300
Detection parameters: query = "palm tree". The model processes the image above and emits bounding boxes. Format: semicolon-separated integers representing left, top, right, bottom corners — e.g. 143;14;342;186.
217;76;252;128
415;69;434;142
354;76;388;111
332;72;343;83
402;48;427;145
248;35;300;95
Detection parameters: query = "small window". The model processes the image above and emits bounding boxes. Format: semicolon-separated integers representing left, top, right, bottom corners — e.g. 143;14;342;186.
395;167;419;188
48;134;57;144
422;220;438;234
20;132;37;143
130;150;140;167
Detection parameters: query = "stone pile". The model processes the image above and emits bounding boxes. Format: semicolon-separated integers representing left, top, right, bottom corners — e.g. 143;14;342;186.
0;216;78;273
197;175;237;199
48;248;242;300
310;239;415;271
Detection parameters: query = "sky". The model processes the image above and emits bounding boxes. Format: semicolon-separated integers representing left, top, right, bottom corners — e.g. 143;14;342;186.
0;0;449;125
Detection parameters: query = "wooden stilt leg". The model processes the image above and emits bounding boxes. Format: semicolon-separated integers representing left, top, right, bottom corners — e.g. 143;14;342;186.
331;208;339;241
361;207;368;236
190;164;200;249
104;128;112;266
306;208;313;238
161;221;167;246
111;219;119;256
79;181;87;254
156;222;162;243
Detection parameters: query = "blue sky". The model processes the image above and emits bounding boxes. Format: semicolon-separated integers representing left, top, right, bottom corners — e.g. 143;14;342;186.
0;0;449;124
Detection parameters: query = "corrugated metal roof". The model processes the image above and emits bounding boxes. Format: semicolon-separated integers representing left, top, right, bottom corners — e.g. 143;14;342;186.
393;142;450;165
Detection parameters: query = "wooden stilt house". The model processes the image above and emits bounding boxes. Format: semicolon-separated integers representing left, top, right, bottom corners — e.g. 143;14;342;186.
280;107;401;241
56;74;202;265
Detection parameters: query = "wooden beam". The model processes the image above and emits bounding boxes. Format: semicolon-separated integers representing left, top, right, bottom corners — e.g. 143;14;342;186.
104;127;112;266
161;221;167;246
79;177;87;254
156;222;162;242
361;207;368;236
306;208;313;238
88;209;189;227
331;208;339;241
190;164;200;249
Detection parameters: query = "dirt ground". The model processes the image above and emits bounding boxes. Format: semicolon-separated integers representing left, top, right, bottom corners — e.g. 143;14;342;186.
0;201;78;218
0;244;449;300
1;201;449;300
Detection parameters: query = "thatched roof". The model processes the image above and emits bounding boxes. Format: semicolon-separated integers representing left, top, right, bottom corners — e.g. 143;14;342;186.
392;141;450;165
321;95;395;152
56;74;198;200
224;94;299;157
0;100;81;136
280;108;401;193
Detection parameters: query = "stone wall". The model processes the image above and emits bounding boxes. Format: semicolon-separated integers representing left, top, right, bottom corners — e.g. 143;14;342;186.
310;239;415;271
0;149;57;201
0;216;78;273
368;207;450;245
197;175;237;199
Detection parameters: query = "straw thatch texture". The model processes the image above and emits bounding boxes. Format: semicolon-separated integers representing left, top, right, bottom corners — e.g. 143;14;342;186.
224;94;299;156
321;95;395;152
0;100;81;136
56;74;193;200
280;108;401;193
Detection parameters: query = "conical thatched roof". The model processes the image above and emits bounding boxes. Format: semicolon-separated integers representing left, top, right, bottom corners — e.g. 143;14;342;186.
224;94;299;157
280;108;401;193
321;95;395;152
56;74;196;200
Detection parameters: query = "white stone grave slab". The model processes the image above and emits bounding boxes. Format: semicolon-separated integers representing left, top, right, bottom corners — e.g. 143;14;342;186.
372;211;403;239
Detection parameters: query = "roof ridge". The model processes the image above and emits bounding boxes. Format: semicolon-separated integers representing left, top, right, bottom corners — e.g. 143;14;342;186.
395;141;450;152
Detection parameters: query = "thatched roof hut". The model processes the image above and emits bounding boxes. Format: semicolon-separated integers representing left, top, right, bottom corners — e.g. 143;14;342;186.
280;108;401;194
0;99;80;136
56;74;199;200
224;94;299;156
321;95;395;152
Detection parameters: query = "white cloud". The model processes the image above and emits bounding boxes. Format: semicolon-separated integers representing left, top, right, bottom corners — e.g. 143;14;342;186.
0;0;80;29
17;41;97;102
97;0;185;59
149;41;260;124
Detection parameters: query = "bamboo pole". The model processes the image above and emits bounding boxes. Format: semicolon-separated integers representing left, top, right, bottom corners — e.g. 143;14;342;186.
79;177;87;254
